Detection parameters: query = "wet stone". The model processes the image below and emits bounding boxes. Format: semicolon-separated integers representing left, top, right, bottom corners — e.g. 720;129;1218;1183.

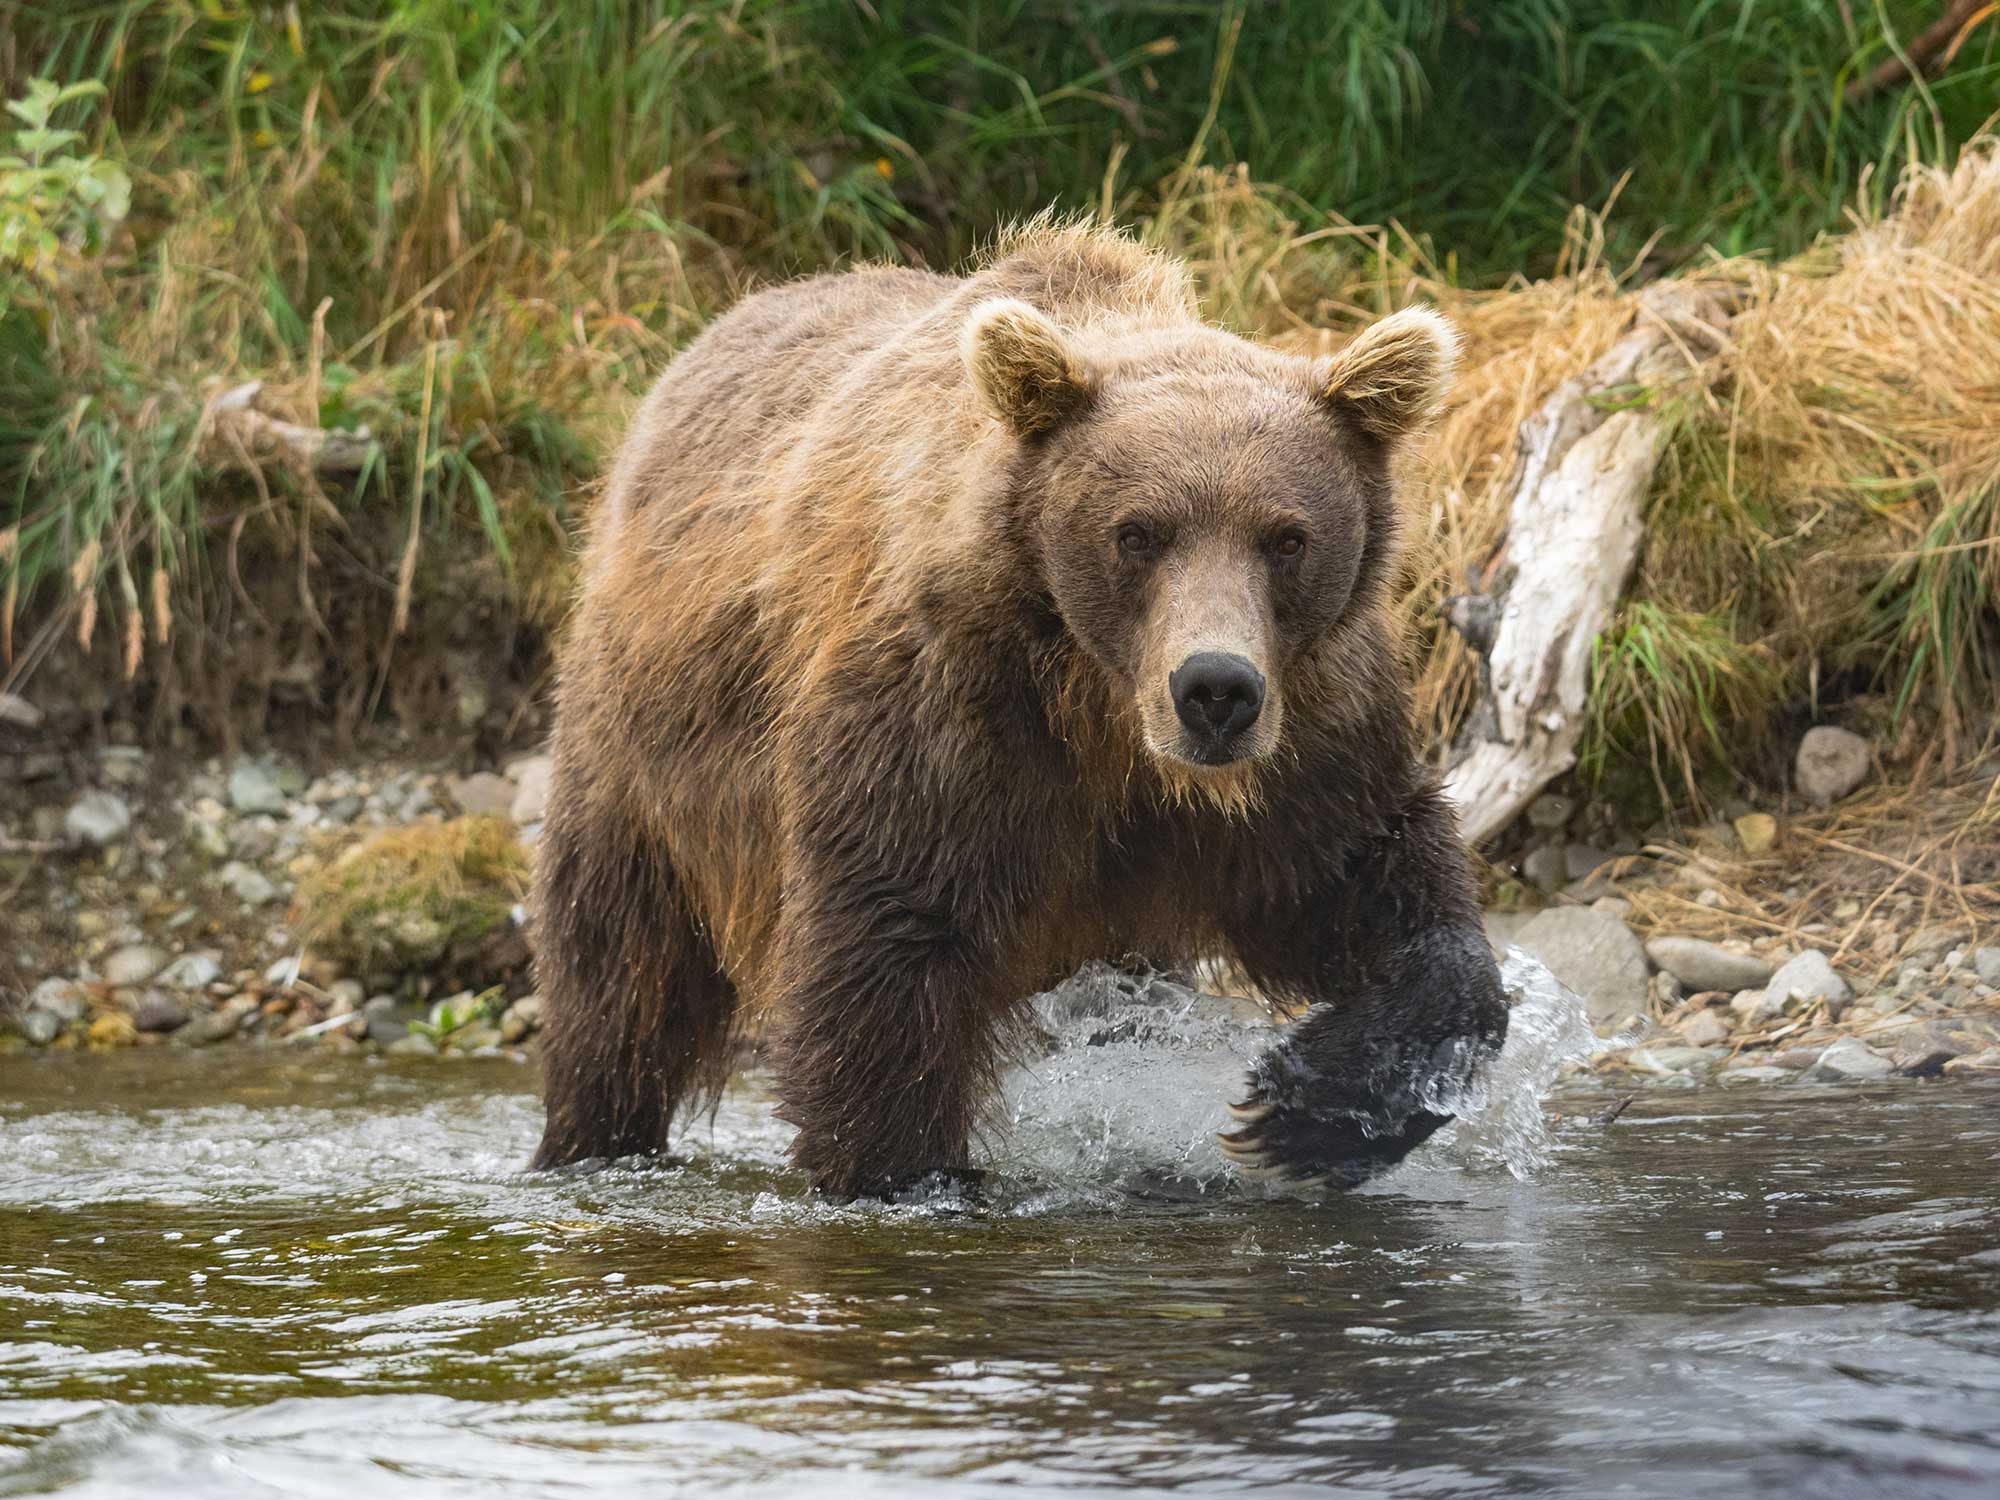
1808;1037;1895;1081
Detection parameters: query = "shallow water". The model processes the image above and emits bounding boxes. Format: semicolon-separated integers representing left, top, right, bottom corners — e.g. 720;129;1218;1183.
2;977;1998;1498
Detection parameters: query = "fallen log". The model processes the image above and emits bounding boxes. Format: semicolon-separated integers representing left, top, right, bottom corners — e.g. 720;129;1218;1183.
202;381;378;476
1442;283;1733;846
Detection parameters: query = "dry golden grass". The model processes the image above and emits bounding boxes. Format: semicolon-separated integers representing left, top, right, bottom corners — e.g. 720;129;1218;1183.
290;816;529;972
1150;139;2000;799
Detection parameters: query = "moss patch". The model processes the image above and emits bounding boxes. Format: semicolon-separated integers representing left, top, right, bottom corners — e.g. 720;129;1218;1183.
291;816;529;979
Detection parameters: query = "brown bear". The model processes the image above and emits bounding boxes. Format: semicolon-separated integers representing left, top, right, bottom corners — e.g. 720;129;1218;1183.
531;222;1508;1197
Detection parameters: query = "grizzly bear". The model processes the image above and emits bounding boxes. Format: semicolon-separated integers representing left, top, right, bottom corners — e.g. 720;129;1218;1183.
532;223;1508;1197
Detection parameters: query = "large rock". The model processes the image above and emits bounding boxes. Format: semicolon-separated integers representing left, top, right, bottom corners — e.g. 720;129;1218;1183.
1765;949;1851;1009
1514;907;1650;1032
64;791;132;847
1644;935;1774;993
1795;726;1870;805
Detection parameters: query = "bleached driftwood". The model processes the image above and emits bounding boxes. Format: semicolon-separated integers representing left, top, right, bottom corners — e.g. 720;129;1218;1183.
1443;285;1732;845
204;381;378;475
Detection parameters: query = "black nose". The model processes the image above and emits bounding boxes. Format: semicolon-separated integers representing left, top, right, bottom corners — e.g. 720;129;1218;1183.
1170;652;1265;744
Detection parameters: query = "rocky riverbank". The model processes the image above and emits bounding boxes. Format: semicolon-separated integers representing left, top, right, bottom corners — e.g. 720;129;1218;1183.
5;738;1999;1090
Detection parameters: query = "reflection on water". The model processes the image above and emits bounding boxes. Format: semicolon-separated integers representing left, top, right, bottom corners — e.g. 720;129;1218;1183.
2;1002;1998;1498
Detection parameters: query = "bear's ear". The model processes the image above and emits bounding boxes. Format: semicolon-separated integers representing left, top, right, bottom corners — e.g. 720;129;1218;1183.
963;298;1095;435
1317;307;1460;444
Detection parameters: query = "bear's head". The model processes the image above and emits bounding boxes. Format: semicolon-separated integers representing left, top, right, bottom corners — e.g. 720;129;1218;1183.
964;298;1456;800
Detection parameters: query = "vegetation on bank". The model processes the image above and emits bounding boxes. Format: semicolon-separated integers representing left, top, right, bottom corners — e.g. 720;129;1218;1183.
3;1;1998;815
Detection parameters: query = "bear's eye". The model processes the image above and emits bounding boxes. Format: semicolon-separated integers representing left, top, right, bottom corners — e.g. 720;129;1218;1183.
1273;533;1307;559
1117;525;1155;557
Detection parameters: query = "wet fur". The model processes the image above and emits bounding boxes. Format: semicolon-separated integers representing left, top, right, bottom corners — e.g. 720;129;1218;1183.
533;224;1506;1196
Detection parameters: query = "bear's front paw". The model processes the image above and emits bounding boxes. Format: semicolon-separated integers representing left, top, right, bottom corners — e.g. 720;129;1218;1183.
1215;1032;1457;1190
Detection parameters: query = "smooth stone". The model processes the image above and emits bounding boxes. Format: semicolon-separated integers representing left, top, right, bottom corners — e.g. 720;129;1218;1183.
508;755;553;825
219;861;279;906
0;691;43;728
1564;844;1613;881
18;1010;60;1046
129;989;190;1033
156;952;223;990
64;791;132;846
1887;1022;1974;1077
1976;948;2000;987
327;978;367;1011
1515;907;1651;1033
1727;988;1785;1028
1807;1036;1895;1081
1765;950;1851;1009
180;997;257;1046
1522;845;1567;894
1795;726;1870;805
385;1034;440;1058
1718;1065;1794;1087
101;943;170;987
1733;812;1777;855
447;772;517;819
1676;1009;1734;1047
1526;794;1574;831
27;977;89;1023
507;993;543;1027
1483;911;1532;955
1645;936;1774;993
227;761;290;815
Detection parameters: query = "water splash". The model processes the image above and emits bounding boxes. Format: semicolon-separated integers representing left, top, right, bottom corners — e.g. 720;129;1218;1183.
987;963;1267;1197
987;950;1596;1195
1425;948;1598;1178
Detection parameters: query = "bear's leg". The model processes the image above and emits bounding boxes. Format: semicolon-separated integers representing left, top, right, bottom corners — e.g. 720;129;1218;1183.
531;796;737;1169
1219;784;1509;1189
762;658;1038;1199
767;896;1009;1199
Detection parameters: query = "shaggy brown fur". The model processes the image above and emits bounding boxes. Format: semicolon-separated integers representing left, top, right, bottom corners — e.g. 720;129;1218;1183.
533;223;1507;1196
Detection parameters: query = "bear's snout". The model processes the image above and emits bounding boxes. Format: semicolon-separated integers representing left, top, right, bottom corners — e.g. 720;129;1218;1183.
1169;651;1266;758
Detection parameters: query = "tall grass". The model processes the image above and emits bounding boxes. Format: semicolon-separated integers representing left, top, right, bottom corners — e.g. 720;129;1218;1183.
3;0;1997;778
